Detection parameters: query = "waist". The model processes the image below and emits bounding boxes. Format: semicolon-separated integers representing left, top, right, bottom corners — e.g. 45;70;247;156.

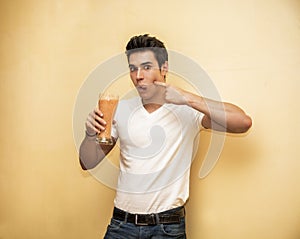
112;206;185;226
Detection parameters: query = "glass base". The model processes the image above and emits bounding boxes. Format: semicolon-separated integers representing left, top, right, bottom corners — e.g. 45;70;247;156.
96;137;114;145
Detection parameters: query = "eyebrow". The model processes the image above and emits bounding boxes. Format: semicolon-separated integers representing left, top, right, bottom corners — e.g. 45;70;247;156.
128;61;154;67
140;61;153;66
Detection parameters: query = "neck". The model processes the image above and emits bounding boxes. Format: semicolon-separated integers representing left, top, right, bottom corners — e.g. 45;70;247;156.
142;95;166;113
143;103;163;113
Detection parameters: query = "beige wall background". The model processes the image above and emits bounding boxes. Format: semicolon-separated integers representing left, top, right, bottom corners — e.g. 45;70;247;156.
1;0;299;238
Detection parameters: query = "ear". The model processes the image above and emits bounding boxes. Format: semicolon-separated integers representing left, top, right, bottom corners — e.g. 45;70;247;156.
161;61;168;77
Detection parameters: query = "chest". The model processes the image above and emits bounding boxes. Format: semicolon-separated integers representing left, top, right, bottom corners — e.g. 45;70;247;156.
118;106;183;147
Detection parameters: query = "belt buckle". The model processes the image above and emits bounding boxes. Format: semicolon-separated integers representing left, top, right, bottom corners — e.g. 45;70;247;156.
135;214;155;226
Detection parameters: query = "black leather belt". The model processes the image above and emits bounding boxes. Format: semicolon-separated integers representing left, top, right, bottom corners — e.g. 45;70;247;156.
113;206;185;226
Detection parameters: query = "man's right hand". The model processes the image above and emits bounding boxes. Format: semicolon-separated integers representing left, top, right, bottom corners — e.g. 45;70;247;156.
85;108;106;135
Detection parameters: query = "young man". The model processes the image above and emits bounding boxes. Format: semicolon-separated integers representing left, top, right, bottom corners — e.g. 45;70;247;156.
79;34;252;238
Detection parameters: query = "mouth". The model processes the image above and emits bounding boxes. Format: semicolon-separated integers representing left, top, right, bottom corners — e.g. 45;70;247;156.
137;85;148;92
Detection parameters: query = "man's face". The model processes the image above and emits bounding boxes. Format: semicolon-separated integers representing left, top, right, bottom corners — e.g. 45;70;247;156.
128;50;167;103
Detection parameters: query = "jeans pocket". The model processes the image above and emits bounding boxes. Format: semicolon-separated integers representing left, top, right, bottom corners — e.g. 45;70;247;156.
160;219;186;237
108;218;124;230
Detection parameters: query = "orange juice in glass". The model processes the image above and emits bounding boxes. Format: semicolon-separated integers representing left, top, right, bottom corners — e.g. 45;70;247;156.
96;93;119;145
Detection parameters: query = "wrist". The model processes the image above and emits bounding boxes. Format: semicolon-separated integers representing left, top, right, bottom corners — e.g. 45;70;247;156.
85;130;97;137
186;93;205;108
184;91;195;107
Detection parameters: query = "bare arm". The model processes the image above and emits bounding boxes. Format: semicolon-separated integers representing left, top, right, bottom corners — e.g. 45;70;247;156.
79;108;116;170
188;96;252;133
154;81;252;133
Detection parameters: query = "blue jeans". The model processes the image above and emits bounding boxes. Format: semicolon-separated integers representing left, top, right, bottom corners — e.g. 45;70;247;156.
103;209;186;239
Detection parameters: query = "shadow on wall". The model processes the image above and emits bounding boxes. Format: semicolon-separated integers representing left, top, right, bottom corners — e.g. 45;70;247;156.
192;128;260;178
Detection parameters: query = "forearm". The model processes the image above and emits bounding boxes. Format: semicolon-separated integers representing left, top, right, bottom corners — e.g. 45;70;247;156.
185;93;252;133
154;82;252;133
79;133;115;170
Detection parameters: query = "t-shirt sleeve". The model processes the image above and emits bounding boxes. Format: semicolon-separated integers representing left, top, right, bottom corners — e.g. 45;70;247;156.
194;108;205;130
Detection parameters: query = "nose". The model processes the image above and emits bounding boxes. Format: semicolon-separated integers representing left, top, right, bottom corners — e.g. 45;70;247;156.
136;67;144;80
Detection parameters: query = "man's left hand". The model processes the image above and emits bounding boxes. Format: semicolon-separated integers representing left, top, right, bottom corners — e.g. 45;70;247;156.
154;81;188;105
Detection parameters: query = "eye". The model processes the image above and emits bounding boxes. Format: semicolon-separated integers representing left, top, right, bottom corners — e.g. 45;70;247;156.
144;65;152;70
129;66;137;72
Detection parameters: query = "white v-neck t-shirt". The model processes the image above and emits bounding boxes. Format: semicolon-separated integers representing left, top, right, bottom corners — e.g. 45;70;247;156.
111;97;203;213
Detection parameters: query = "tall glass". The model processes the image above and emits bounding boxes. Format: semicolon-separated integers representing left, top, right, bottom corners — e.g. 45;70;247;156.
96;92;119;145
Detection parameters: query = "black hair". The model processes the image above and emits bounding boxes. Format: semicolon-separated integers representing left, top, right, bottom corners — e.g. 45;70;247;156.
125;34;168;68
